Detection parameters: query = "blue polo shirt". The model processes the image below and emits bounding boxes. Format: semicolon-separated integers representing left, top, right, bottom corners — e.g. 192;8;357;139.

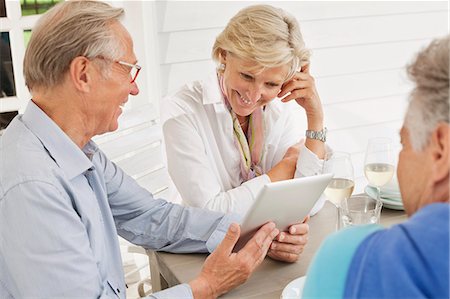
303;203;449;299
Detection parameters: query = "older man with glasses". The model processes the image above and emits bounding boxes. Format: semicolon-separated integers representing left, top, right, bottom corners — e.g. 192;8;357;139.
0;2;285;299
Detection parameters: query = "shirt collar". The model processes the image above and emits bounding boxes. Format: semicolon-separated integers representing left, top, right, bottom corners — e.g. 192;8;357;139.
202;69;225;105
21;101;95;180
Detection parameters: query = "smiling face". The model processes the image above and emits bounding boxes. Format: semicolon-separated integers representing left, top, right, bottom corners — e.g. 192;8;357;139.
221;53;289;120
89;21;139;135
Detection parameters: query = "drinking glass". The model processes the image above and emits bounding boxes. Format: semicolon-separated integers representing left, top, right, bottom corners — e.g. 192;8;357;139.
322;151;355;230
364;137;395;201
339;194;382;228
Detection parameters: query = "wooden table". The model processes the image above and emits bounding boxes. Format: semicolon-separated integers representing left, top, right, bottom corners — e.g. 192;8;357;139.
147;202;407;298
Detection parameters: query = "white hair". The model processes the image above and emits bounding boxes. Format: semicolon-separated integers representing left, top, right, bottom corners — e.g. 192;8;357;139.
212;4;310;81
404;35;450;151
23;1;125;91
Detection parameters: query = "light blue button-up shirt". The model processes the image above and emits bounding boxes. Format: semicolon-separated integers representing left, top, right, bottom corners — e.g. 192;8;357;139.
0;101;238;298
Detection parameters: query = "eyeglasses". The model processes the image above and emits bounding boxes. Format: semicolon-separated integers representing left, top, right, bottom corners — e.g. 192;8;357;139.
94;56;141;83
116;60;141;84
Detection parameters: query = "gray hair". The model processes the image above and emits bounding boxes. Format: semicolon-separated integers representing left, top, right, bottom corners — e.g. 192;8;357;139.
23;1;125;91
404;35;450;151
212;4;311;81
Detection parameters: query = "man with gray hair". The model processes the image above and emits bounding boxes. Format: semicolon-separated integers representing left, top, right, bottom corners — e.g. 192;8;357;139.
0;1;306;298
302;35;449;298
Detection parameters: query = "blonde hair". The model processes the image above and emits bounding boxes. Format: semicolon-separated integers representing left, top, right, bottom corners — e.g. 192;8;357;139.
404;35;450;151
212;4;310;81
23;1;124;91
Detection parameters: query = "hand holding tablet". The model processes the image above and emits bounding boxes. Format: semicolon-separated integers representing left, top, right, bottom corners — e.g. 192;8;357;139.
233;173;333;252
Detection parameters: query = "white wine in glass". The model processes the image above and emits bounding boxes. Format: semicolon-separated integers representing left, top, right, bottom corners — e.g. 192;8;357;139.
322;151;354;230
324;178;355;206
364;163;395;187
364;138;395;200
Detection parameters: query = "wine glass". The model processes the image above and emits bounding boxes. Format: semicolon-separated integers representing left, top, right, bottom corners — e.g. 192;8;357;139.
364;137;395;201
322;151;355;230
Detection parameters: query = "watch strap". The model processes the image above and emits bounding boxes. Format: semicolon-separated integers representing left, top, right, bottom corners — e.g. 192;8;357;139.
305;127;327;142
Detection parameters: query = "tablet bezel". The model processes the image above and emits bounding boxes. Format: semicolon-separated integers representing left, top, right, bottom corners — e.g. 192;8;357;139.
233;173;333;252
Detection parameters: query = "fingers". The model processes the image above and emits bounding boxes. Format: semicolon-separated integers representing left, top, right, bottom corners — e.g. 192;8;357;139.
270;239;306;253
241;222;279;263
278;77;310;98
268;248;302;263
280;89;312;103
215;223;241;255
268;224;309;263
288;222;309;235
275;231;308;246
301;63;310;74
303;215;311;223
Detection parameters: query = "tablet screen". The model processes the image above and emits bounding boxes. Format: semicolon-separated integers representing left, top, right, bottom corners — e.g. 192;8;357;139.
233;173;333;252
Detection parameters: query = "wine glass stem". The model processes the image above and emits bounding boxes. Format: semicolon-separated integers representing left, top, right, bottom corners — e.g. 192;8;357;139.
335;205;340;231
376;186;381;201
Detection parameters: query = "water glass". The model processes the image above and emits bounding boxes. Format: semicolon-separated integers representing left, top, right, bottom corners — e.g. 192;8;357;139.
339;194;382;228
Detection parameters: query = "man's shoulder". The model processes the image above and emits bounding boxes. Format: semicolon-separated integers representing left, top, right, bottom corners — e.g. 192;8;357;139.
1;118;60;195
302;225;381;298
409;202;449;225
376;203;450;247
344;205;449;298
319;224;382;259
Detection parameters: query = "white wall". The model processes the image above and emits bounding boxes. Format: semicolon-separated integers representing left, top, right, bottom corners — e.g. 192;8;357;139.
137;1;448;194
5;1;445;198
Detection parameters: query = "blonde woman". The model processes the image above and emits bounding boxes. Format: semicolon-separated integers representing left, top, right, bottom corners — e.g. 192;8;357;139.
161;5;327;261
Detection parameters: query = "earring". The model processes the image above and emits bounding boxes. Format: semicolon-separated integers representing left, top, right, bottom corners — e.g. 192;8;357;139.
218;63;226;71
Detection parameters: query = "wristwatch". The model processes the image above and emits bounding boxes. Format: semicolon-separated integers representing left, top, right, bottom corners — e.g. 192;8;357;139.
305;127;327;142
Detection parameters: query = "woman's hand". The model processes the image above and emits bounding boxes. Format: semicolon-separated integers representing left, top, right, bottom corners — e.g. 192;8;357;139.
267;143;301;182
268;216;310;263
278;64;323;129
283;142;302;161
278;65;326;158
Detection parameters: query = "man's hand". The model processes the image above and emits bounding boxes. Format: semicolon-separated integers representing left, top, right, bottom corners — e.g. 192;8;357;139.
268;216;310;263
189;222;279;299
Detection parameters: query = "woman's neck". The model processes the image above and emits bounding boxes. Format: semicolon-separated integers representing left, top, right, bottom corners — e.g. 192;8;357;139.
237;115;249;126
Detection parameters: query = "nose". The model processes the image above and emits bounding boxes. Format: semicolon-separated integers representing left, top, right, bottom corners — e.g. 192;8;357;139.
130;81;139;96
245;84;262;103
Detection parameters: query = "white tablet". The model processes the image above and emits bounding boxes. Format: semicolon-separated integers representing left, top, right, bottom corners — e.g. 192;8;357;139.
233;173;333;252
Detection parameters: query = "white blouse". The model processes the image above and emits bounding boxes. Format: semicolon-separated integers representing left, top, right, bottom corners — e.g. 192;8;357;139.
161;71;326;216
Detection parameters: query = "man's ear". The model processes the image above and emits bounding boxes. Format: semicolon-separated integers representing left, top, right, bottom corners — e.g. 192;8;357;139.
430;123;450;183
69;56;92;92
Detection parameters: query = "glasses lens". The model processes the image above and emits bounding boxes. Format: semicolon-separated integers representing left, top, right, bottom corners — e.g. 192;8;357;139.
130;67;137;81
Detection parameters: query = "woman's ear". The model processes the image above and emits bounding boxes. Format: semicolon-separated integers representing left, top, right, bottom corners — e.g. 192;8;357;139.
69;56;91;92
220;49;227;63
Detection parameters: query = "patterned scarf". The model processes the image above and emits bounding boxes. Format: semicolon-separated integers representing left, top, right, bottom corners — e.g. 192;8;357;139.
218;75;265;181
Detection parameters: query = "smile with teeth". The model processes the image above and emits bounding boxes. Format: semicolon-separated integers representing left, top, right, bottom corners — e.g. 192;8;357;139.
237;92;252;106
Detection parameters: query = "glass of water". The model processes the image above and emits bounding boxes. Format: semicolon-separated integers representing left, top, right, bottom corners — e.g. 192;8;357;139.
339;194;382;228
